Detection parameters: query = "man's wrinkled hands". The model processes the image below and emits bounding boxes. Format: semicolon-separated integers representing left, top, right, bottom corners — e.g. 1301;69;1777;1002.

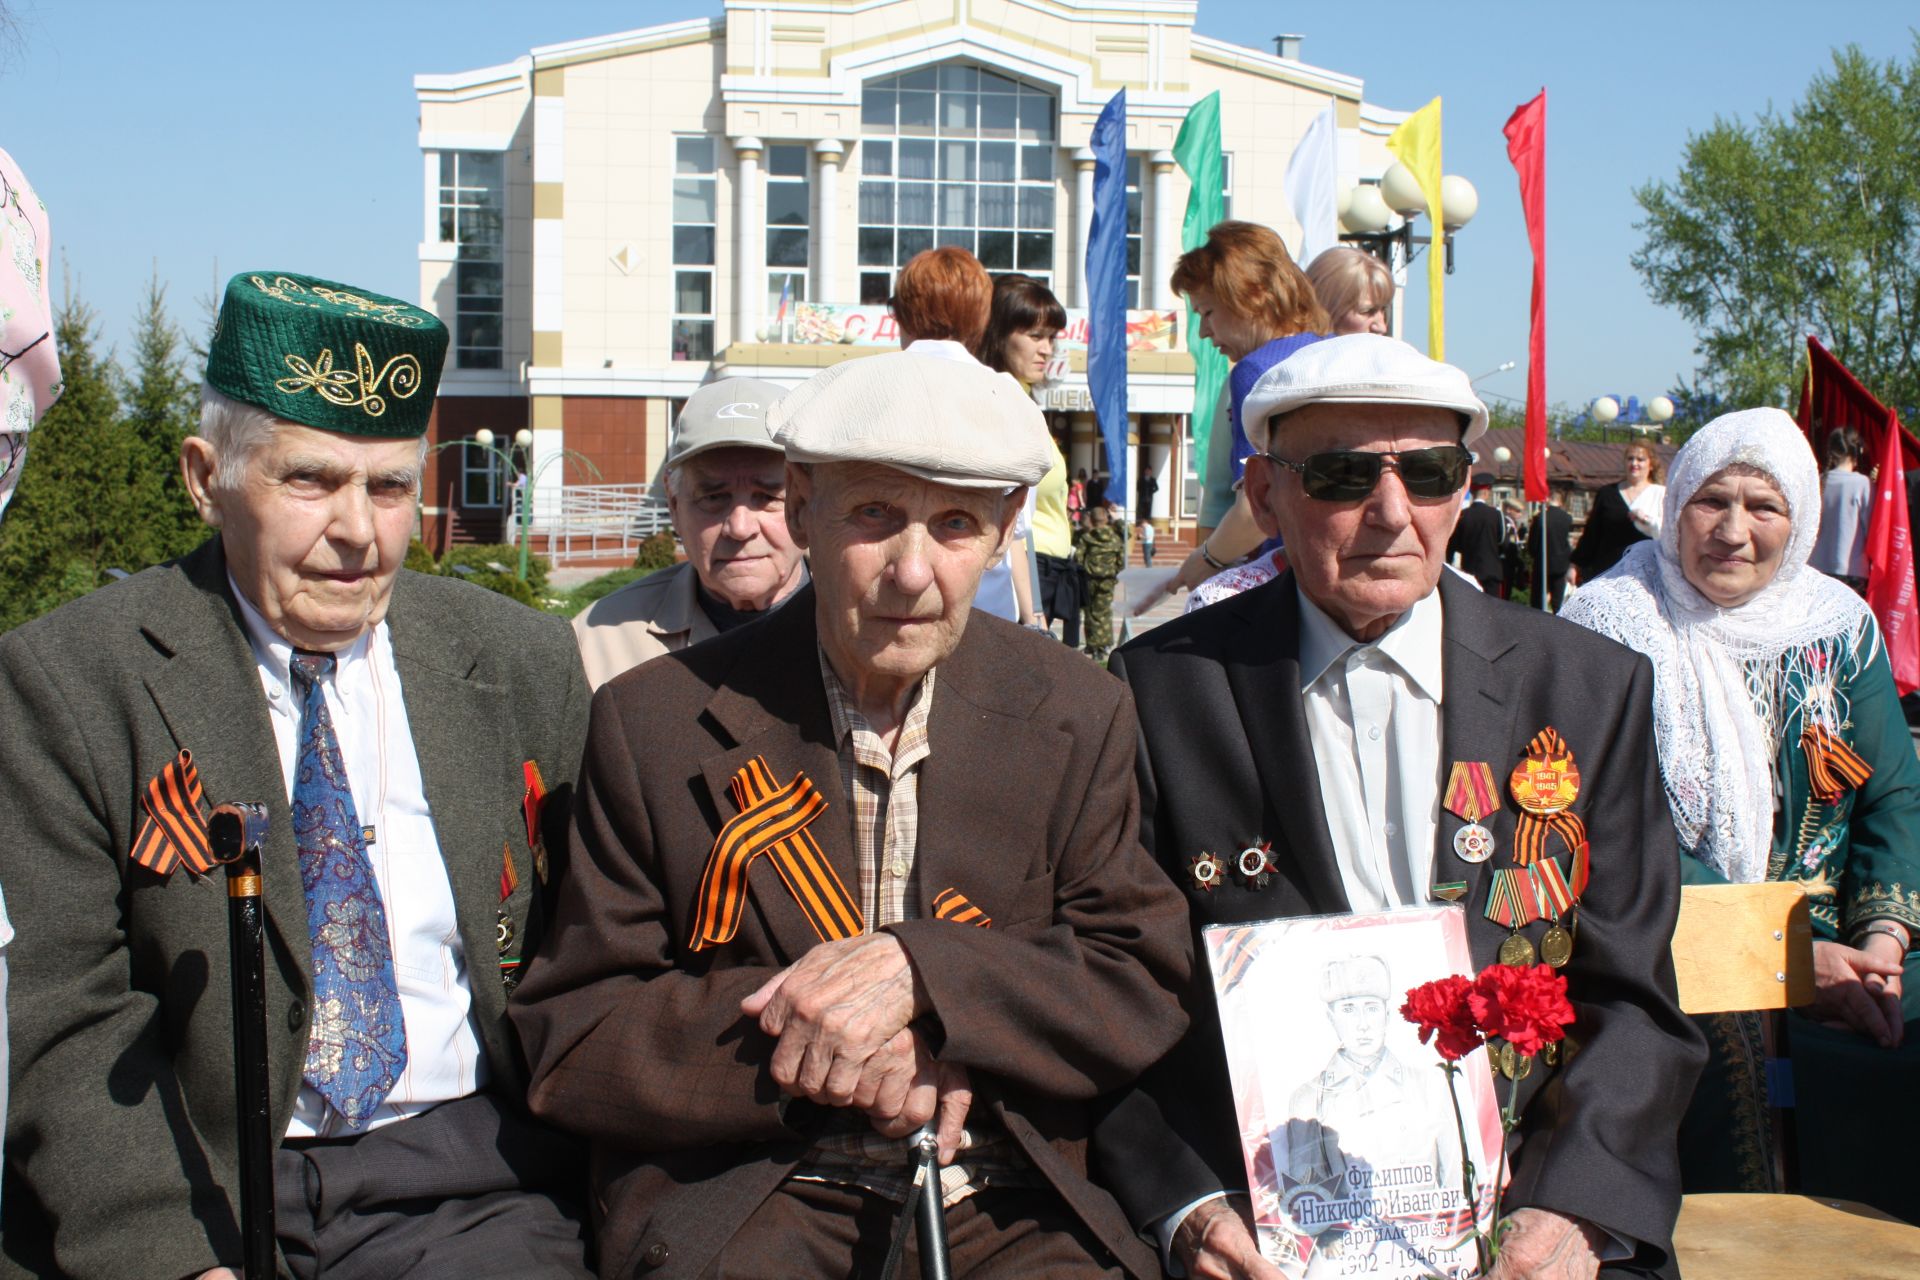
1172;1197;1285;1280
741;932;930;1106
1487;1207;1603;1280
859;1028;973;1164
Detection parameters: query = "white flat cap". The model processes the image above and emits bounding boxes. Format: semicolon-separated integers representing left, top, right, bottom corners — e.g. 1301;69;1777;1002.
1240;334;1489;453
768;351;1052;489
668;377;788;466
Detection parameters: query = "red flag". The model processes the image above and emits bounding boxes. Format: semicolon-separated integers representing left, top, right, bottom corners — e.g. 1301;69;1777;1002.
1796;335;1920;470
1503;91;1548;502
1866;405;1920;695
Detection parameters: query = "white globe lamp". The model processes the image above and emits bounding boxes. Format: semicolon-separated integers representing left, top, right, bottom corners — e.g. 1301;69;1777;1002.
1380;163;1428;218
1440;175;1479;230
474;428;495;448
1493;446;1512;464
1590;396;1620;425
1647;395;1675;425
514;428;534;449
1342;185;1393;235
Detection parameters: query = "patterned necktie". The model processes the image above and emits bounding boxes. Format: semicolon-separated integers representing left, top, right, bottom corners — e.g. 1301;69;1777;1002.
289;652;407;1128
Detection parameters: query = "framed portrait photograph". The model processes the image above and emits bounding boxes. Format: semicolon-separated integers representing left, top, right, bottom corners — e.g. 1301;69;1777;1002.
1203;905;1502;1279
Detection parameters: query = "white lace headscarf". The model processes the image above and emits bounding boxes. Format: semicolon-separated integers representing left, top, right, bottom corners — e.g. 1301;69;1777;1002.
1560;408;1874;882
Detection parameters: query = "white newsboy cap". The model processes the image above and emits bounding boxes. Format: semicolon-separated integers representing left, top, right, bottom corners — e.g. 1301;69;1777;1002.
1240;334;1489;454
768;351;1053;489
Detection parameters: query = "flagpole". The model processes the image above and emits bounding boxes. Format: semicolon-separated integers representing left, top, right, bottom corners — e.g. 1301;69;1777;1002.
1537;500;1549;612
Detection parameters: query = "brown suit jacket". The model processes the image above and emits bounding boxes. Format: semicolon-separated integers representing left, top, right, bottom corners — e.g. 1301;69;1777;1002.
510;587;1192;1279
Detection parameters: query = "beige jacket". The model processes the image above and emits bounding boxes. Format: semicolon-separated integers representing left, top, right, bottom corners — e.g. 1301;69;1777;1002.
571;562;717;690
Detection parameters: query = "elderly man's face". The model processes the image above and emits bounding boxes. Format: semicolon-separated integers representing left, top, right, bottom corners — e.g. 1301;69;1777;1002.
187;423;420;652
788;461;1016;689
668;447;804;611
1245;403;1463;641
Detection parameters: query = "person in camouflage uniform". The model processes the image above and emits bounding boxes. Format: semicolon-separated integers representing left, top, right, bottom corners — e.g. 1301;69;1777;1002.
1076;503;1128;661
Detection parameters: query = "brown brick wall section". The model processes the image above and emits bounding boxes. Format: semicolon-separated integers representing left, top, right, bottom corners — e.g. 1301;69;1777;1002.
562;396;657;487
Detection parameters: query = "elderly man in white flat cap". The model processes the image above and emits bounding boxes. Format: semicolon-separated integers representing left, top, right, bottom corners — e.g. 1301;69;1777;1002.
511;351;1192;1278
1095;335;1705;1280
572;377;808;688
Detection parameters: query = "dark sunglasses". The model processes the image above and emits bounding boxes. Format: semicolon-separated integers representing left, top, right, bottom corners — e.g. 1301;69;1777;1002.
1256;445;1473;501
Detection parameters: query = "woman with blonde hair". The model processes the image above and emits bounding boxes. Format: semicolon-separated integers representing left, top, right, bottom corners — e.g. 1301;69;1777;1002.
1304;246;1394;336
1571;439;1665;583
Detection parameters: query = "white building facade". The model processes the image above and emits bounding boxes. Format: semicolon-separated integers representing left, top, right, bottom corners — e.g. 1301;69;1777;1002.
413;0;1407;546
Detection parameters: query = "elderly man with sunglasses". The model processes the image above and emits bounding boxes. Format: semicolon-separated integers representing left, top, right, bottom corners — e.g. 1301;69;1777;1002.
1095;337;1703;1280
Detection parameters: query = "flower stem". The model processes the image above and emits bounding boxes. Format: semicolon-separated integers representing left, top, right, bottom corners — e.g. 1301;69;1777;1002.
1442;1061;1489;1278
1489;1060;1524;1263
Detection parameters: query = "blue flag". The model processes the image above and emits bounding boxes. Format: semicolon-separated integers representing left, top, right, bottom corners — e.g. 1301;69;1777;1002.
1086;89;1129;514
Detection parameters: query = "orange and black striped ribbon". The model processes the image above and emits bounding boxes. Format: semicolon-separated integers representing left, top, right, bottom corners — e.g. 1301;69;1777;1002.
129;750;214;878
689;757;863;951
1802;723;1872;803
931;888;992;929
499;844;519;903
1513;811;1586;868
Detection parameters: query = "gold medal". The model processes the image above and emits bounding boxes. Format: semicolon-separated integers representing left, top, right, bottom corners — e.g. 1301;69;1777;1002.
1498;1043;1534;1080
496;907;515;953
1498;932;1536;967
1510;728;1581;816
1453;822;1495;864
1541;923;1573;968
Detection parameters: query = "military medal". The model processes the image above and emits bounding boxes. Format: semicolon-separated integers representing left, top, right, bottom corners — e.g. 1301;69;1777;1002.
1532;856;1578;968
1444;762;1500;865
496;909;515;951
1235;841;1274;889
497;843;522;991
1431;880;1469;903
1509;728;1587;867
523;760;552;885
1498;933;1536;967
1189;851;1225;891
1497;1042;1534;1080
1486;868;1544;967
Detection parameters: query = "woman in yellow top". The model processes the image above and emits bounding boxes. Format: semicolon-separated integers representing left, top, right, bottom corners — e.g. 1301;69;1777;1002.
983;274;1081;645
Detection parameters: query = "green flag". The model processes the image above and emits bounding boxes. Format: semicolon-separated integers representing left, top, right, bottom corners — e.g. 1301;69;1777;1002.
1173;92;1229;474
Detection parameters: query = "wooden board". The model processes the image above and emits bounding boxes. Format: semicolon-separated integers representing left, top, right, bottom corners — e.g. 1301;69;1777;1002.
1676;1194;1920;1279
1670;882;1814;1015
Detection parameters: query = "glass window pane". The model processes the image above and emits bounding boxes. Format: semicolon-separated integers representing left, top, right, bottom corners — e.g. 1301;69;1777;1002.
439;152;456;184
979;70;1015;95
862;90;896;133
1017;231;1052;271
1021;145;1053;182
457;207;502;252
862;141;892;176
674;270;712;315
457;262;503;299
767;182;810;226
980;93;1017;138
466;151;503;186
1126;236;1141;275
899;90;935;134
900;67;937;90
860;271;892;305
859;225;894;266
859;181;893;223
977;230;1015;270
673;225;716;265
938;65;977;91
936;228;973;251
938;184;974;227
979;142;1016;182
1126;279;1141;309
898;139;935;180
767;227;810;268
678;136;715;174
672;319;714;362
1126;189;1142;235
897;182;933;225
1018;95;1054;142
1018;186;1054;230
940;92;977;132
439;208;456;242
769;144;807;178
1125;154;1142;186
673;177;716;223
939;140;976;181
768;274;806;313
897;227;933;263
978;185;1015;228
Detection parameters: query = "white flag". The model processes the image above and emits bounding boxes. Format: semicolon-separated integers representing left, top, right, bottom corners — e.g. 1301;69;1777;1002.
1286;100;1341;266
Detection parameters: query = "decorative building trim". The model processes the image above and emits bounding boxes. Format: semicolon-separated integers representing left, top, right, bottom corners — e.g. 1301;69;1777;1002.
530;16;721;70
414;57;530;102
1189;33;1364;99
532;331;565;367
528;366;714;398
417;129;518;153
533;183;565;219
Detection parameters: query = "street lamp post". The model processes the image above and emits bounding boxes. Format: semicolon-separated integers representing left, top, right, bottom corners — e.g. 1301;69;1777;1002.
1338;163;1479;275
424;428;602;582
1589;395;1675;442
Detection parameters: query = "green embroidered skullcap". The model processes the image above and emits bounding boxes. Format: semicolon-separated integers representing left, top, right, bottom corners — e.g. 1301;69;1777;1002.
205;271;447;438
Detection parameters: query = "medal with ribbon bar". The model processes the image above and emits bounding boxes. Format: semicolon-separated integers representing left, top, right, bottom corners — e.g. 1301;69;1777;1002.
1485;868;1545;966
1445;761;1500;864
1509;728;1586;868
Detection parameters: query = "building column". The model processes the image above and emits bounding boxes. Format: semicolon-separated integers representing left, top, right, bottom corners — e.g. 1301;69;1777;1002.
1073;147;1096;308
1149;150;1178;310
813;139;844;307
531;66;566;370
732;136;765;344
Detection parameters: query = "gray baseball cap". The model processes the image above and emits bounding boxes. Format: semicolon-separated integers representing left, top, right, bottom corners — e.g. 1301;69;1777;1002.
667;378;789;466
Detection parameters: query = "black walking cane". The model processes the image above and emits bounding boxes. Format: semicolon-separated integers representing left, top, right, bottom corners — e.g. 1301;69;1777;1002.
209;801;275;1280
878;1125;953;1280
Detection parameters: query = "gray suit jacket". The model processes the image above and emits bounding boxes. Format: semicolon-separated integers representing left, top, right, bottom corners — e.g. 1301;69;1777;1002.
0;539;591;1280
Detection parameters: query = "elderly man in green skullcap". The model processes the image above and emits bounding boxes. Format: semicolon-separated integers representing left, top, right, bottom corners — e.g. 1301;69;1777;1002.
0;273;592;1280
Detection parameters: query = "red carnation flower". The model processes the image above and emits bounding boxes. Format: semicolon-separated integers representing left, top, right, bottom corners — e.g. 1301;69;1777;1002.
1400;974;1482;1061
1468;963;1574;1058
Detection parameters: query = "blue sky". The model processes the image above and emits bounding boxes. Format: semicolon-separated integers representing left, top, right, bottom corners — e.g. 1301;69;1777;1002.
2;1;1913;413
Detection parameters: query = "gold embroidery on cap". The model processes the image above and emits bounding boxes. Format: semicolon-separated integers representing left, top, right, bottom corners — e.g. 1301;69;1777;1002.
248;275;425;327
276;343;424;418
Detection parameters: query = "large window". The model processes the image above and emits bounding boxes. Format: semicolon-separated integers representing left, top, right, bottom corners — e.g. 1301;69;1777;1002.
1124;155;1143;308
437;151;504;369
672;137;717;361
857;63;1057;304
766;143;810;321
462;438;509;508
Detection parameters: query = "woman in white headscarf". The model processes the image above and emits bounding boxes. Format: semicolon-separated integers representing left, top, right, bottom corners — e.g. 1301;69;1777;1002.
1561;408;1920;1214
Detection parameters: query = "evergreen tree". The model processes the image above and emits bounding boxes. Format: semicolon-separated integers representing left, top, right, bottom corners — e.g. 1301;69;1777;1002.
122;272;204;556
0;291;165;632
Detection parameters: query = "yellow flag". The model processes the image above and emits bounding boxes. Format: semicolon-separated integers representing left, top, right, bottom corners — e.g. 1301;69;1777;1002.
1387;97;1445;359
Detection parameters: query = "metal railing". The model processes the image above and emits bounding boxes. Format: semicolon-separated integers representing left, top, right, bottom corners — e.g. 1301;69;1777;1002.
507;482;675;565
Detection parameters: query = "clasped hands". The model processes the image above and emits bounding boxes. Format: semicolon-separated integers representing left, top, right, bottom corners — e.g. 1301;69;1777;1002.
741;932;971;1163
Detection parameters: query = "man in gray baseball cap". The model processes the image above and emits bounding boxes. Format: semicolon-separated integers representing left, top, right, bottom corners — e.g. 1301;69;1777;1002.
572;377;807;687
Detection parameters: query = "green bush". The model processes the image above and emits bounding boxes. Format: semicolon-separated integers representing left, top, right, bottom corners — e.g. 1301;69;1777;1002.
463;569;539;609
404;539;436;573
633;532;678;574
548;566;650;618
439;543;550;593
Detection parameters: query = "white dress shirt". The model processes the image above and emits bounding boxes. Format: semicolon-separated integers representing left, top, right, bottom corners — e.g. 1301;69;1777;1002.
1296;585;1446;910
232;581;484;1137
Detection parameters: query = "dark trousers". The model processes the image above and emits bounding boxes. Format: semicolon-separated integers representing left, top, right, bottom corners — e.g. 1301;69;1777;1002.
274;1092;591;1279
704;1181;1125;1279
1533;567;1567;612
1036;552;1083;648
